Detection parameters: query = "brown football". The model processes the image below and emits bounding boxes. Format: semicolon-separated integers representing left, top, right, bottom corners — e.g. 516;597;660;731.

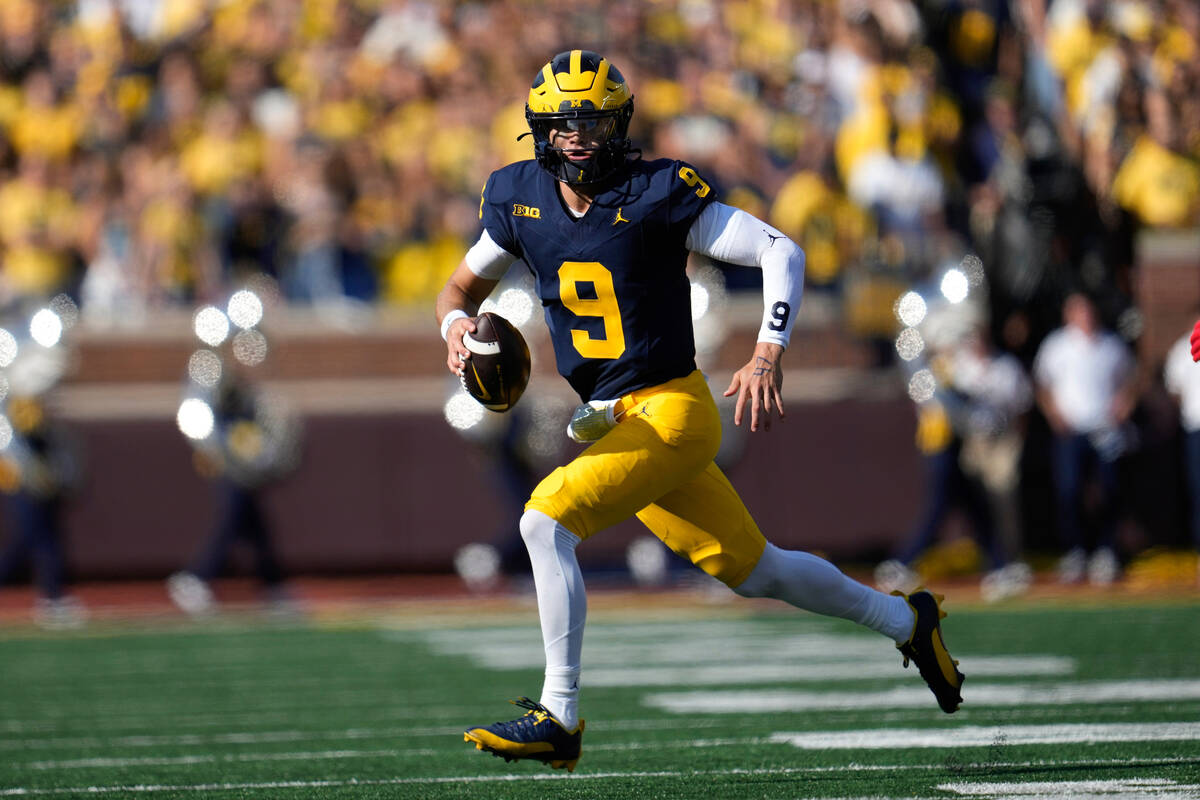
460;312;531;412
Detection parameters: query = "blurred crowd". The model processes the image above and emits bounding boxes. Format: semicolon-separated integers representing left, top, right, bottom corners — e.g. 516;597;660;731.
0;0;1195;323
0;0;1199;618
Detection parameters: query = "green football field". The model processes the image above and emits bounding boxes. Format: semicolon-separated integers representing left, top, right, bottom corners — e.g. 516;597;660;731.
2;591;1199;799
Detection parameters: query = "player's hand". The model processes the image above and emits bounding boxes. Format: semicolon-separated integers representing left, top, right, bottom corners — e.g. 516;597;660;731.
1191;318;1200;362
724;342;785;432
444;315;476;376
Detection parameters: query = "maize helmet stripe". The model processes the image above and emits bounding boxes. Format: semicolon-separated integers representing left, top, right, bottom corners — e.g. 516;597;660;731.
528;50;631;113
559;50;595;91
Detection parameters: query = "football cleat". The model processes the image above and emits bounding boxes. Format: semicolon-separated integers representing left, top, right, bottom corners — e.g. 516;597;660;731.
894;589;964;713
464;697;584;772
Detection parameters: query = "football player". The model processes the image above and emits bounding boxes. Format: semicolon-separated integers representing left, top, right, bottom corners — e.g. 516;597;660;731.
436;50;963;773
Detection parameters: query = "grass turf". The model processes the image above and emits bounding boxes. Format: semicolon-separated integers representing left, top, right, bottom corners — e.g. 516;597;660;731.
1;594;1199;798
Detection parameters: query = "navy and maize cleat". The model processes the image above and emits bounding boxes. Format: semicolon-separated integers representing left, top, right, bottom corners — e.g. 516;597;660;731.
894;589;965;713
464;697;584;772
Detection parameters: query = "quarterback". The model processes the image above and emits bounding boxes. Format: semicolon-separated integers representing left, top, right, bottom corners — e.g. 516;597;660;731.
436;50;963;772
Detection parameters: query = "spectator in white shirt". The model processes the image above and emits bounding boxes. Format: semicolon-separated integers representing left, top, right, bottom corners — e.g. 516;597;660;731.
953;328;1035;600
876;323;1034;603
1164;325;1200;581
1033;292;1138;585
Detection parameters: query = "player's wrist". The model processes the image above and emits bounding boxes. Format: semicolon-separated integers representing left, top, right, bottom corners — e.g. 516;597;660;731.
753;340;785;360
440;309;470;341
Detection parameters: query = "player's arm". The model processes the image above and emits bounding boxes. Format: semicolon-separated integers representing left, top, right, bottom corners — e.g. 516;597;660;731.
435;230;515;375
686;202;805;432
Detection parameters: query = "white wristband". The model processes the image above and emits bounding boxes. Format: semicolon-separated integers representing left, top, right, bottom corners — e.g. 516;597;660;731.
440;309;469;341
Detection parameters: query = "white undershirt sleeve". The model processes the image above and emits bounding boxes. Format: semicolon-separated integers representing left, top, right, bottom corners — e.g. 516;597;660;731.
464;229;518;280
685;202;805;347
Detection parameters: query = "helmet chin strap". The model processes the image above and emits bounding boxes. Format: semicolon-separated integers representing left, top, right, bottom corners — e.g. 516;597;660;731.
547;144;630;190
535;146;596;188
563;162;589;185
555;150;596;185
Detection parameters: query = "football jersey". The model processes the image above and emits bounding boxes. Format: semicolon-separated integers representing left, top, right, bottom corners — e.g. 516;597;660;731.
480;158;715;401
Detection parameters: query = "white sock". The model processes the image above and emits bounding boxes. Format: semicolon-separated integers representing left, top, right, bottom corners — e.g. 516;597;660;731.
520;509;585;730
734;542;915;643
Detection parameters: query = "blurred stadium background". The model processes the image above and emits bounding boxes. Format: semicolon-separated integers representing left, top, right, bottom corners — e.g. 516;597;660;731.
0;0;1198;613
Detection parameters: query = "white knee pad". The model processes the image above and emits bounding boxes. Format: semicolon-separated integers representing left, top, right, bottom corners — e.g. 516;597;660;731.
520;508;558;551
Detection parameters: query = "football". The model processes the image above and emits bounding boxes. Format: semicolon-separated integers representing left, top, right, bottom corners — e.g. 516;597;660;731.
460;312;531;412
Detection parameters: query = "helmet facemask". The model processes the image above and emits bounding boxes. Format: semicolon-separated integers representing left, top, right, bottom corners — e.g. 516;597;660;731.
526;102;634;189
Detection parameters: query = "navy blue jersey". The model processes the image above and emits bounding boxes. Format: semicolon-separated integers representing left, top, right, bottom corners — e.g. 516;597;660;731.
481;158;715;401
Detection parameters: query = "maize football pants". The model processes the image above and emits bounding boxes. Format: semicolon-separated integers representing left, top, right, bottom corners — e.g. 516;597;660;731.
526;370;766;588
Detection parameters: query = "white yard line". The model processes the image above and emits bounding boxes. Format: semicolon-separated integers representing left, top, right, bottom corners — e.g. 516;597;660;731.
2;771;682;796
770;722;1200;749
416;633;905;668
9;696;1199;740
939;778;1200;797
0;693;489;727
24;749;428;770
4;654;1073;710
645;679;1200;713
587;656;1074;687
4;758;1198;797
411;625;1075;680
23;739;775;770
0;728;430;752
0;717;737;751
21;727;1200;769
0;707;461;734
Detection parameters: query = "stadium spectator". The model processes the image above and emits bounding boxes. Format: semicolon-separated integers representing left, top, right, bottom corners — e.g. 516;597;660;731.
953;324;1035;598
0;395;86;629
1035;0;1200;325
769;156;873;294
875;397;992;593
1033;291;1138;585
1;0;1198;589
877;313;1033;602
0;0;1184;332
169;368;302;617
442;49;964;775
1164;321;1200;582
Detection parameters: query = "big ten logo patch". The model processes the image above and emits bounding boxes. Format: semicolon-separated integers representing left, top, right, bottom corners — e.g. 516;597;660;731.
513;204;541;219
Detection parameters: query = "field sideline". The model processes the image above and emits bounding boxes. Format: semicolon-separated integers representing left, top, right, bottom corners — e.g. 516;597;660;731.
1;577;1199;799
